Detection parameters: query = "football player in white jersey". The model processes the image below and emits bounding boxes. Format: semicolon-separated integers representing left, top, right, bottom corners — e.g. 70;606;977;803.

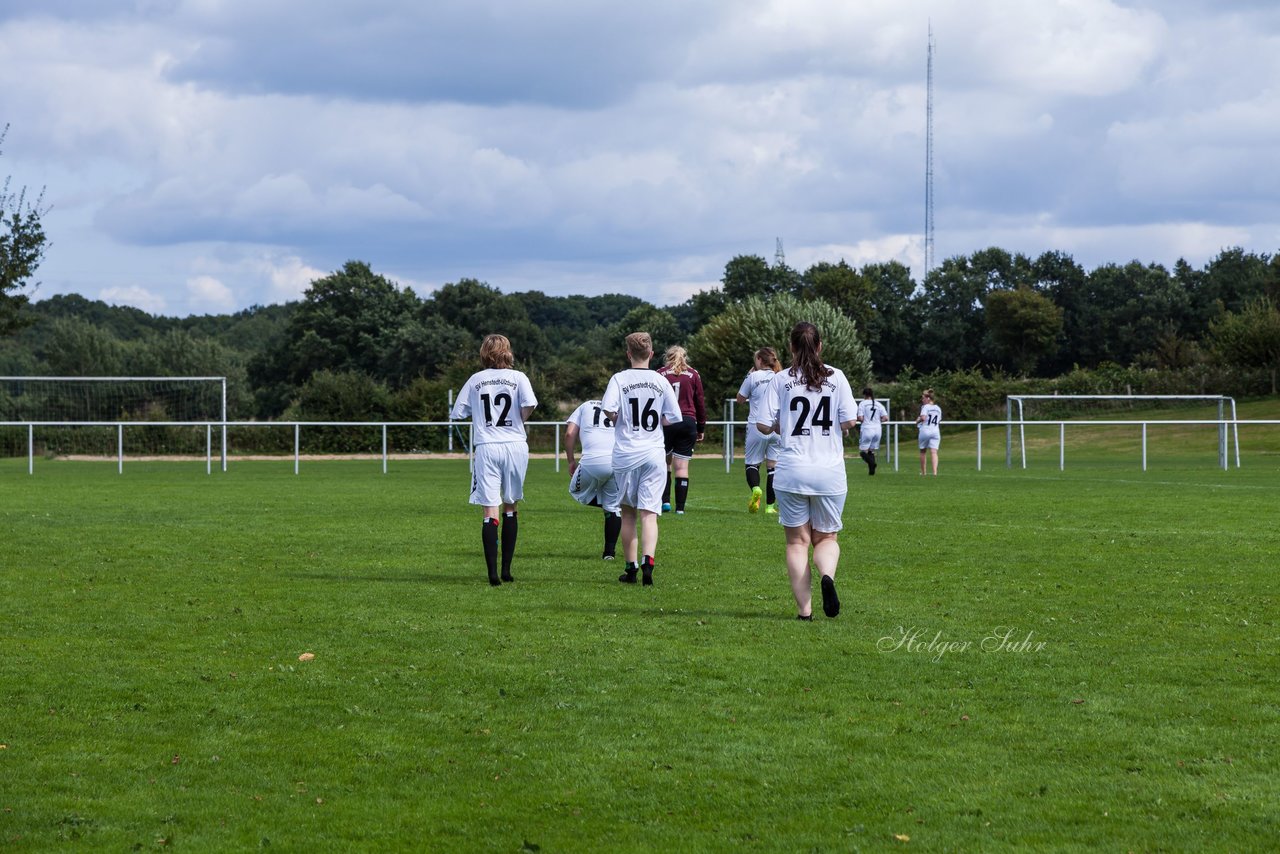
735;347;783;513
855;387;889;476
916;388;942;476
758;322;858;620
601;332;683;585
564;398;622;561
449;334;538;586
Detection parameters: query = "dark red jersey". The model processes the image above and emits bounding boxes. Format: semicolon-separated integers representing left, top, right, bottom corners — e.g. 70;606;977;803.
657;366;706;431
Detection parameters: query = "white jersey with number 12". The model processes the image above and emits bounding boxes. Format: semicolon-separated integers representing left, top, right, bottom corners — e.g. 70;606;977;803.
450;368;538;446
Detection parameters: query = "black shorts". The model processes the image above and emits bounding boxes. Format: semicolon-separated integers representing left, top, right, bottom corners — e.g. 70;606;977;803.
663;416;698;459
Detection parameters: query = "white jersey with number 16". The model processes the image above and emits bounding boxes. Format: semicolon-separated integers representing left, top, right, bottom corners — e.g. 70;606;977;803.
763;366;857;496
601;368;682;470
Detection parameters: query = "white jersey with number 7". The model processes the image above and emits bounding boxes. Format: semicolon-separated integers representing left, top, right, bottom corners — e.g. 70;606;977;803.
762;366;857;496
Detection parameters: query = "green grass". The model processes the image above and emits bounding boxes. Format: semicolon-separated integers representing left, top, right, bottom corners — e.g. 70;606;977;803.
1;451;1277;851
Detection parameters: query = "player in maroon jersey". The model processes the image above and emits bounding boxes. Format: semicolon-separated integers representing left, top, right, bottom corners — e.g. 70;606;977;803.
656;345;707;514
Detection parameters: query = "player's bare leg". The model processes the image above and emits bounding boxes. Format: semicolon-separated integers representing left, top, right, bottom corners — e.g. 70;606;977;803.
638;508;659;584
812;530;840;618
919;449;927;476
619;505;639;582
785;524;814;618
929;448;939;475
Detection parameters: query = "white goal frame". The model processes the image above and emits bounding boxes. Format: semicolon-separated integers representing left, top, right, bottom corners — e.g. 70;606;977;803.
1;376;229;470
1006;394;1240;470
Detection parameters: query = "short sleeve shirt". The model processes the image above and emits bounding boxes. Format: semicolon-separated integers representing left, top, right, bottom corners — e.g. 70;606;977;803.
566;399;615;461
450;368;538;446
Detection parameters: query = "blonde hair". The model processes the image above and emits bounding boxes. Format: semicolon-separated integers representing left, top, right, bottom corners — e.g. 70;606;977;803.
664;345;690;376
922;388;935;402
625;332;653;362
755;346;781;372
479;334;514;369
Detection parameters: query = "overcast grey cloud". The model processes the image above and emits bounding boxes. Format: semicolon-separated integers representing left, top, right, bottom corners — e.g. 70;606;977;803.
2;0;1277;316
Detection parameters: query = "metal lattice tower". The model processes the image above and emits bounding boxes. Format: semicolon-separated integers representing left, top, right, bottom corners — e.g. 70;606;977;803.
924;23;935;275
775;237;786;268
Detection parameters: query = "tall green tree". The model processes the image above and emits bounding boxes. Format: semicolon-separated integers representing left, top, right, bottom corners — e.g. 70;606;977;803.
1209;297;1280;393
861;260;920;378
687;293;872;404
795;261;875;342
1;125;47;336
984;286;1063;375
426;278;548;363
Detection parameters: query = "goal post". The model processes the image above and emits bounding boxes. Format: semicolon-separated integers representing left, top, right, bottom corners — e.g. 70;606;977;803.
1006;394;1240;470
1;376;228;468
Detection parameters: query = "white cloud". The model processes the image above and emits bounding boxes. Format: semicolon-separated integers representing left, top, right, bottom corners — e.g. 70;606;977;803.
185;275;234;311
3;0;1279;316
99;285;168;314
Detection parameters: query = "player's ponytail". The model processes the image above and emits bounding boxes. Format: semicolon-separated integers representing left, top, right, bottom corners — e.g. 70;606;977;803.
788;322;833;392
755;346;782;372
664;345;690;376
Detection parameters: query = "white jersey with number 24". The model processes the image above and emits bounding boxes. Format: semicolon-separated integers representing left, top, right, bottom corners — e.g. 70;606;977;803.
762;366;857;496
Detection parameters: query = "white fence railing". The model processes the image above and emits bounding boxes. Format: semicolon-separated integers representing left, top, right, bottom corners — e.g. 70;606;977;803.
3;419;1277;475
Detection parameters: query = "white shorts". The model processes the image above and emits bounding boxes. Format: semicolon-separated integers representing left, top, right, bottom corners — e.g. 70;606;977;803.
919;432;940;450
858;428;883;451
776;489;846;533
469;442;529;506
744;426;780;466
568;455;620;514
614;451;667;514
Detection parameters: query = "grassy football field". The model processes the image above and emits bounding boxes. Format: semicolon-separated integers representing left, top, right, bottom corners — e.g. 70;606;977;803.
1;433;1277;850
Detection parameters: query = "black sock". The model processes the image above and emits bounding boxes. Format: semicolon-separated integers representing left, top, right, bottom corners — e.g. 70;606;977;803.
482;518;500;585
500;511;518;580
745;464;760;490
675;478;689;511
662;473;672;504
641;555;655;585
766;469;776;505
603;511;621;558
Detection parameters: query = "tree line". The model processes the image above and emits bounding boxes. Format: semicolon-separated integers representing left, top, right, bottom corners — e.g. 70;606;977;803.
3;246;1279;429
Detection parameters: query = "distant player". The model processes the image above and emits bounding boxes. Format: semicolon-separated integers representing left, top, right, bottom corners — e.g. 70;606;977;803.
757;322;857;620
735;347;783;513
449;334;538;586
917;388;942;476
601;332;682;585
564;399;623;562
657;345;706;515
856;387;889;475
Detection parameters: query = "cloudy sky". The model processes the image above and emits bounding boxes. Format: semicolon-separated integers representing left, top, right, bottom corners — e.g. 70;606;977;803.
3;0;1278;316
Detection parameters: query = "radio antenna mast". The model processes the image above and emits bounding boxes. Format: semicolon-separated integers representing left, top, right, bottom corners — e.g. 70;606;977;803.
924;23;936;275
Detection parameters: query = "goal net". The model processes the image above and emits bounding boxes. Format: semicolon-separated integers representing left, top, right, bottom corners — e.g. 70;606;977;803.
1005;394;1240;470
0;376;227;462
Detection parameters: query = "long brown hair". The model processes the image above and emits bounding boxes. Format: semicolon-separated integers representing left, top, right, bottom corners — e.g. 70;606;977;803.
755;346;782;372
788;322;832;392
